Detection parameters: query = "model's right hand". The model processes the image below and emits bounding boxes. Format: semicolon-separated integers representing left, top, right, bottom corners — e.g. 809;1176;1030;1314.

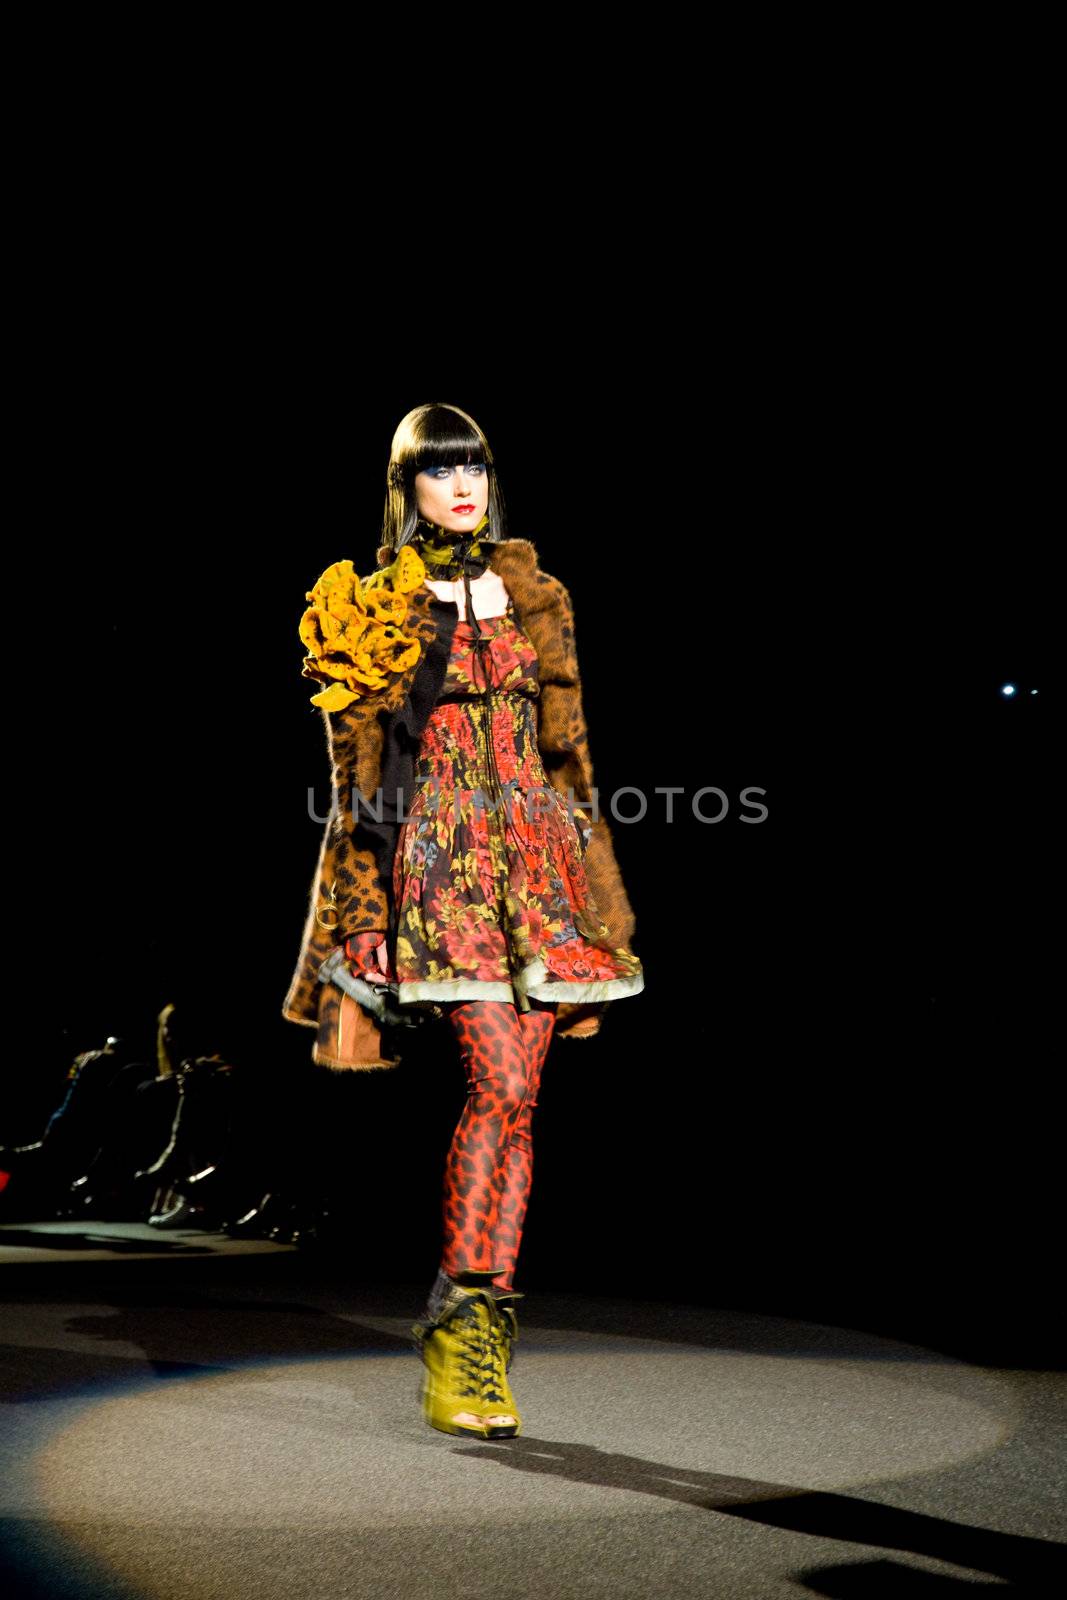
363;941;390;985
344;932;392;985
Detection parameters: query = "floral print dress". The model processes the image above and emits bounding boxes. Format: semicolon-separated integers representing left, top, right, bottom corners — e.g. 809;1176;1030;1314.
352;595;643;1014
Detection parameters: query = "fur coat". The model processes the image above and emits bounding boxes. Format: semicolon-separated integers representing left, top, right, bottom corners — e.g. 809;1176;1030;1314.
282;537;640;1070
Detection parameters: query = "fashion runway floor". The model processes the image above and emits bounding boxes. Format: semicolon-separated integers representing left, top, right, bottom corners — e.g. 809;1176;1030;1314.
0;1223;1063;1598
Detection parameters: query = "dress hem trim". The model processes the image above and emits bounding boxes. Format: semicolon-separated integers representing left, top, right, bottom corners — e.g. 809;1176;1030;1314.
397;956;644;1011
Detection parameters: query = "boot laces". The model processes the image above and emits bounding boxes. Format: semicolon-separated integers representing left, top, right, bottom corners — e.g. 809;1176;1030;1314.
449;1298;491;1398
482;1313;514;1402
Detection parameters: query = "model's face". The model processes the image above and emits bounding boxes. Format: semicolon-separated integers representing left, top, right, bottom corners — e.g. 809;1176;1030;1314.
415;460;490;533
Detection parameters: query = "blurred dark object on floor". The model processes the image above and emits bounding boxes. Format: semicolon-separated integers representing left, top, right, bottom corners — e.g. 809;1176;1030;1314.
223;1189;329;1247
1;1001;343;1243
0;1037;160;1221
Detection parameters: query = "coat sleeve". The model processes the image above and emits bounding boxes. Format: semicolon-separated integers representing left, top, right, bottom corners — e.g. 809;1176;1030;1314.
286;561;436;1033
536;579;595;804
536;576;637;953
321;697;392;939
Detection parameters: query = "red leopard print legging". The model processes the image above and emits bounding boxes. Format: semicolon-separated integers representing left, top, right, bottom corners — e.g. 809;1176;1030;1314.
439;998;555;1293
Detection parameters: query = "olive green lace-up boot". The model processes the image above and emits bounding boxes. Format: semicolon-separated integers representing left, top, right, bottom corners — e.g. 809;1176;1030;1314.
410;1269;504;1438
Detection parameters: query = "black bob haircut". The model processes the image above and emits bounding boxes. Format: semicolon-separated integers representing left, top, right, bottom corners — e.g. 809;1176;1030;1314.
378;401;509;561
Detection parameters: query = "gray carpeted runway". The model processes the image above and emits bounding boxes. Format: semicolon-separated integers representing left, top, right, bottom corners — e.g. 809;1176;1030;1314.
1;1222;1064;1597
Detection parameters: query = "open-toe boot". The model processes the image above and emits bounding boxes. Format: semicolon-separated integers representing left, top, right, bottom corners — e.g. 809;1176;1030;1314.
410;1268;504;1438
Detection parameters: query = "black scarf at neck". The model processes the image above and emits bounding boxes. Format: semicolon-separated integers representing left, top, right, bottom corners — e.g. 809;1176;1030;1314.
412;511;493;583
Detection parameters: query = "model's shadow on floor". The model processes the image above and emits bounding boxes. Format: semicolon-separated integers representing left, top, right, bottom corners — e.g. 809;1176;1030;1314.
463;1436;1064;1594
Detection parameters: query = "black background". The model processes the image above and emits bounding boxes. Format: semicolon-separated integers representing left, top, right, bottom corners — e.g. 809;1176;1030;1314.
2;193;1056;1365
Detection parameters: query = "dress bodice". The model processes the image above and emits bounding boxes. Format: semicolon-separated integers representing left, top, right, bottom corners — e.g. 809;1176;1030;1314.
433;612;541;706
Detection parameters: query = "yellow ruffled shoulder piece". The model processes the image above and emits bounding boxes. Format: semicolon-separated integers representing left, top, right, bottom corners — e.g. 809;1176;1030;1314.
299;545;427;710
